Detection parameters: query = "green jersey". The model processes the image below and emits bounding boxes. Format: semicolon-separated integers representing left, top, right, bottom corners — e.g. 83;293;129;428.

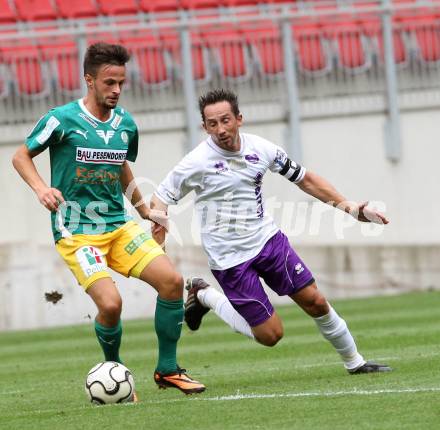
26;99;139;242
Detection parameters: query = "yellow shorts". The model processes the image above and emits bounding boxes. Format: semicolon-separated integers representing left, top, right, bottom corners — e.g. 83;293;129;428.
55;221;165;290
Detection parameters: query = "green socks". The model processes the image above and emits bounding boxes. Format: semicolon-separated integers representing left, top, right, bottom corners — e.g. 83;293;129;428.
94;298;183;373
95;320;123;364
154;296;184;374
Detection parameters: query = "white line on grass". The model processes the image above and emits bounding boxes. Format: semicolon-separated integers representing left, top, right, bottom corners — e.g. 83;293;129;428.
137;387;440;405
3;387;440;417
191;387;440;402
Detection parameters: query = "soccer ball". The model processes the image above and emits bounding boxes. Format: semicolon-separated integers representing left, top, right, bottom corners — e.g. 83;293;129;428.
85;361;135;405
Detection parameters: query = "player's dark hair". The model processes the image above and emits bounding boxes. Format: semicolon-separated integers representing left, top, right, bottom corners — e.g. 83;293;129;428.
83;42;130;77
198;89;240;122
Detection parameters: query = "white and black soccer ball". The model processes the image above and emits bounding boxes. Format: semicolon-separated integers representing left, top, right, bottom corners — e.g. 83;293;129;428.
85;361;135;405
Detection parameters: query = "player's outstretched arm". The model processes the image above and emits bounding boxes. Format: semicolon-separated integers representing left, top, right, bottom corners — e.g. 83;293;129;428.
150;194;169;248
119;161;169;229
12;144;65;212
120;161;149;217
296;171;389;225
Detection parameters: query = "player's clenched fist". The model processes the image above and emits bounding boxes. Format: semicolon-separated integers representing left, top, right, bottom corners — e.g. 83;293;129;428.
349;201;389;225
36;187;65;212
147;208;169;231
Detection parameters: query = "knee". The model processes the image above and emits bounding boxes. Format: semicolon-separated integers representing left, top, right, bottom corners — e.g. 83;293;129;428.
302;293;329;318
99;298;122;322
311;295;330;316
157;272;184;300
255;327;284;347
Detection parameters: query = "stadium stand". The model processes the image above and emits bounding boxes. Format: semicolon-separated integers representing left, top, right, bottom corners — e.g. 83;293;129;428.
1;0;440;118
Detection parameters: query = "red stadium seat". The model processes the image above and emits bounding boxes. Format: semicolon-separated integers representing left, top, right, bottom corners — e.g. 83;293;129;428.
244;25;284;76
180;0;223;9
0;0;17;23
1;44;47;95
362;18;409;65
161;31;211;82
414;23;440;62
396;2;440;63
14;0;58;21
55;0;99;19
400;16;440;63
138;0;180;13
224;0;259;6
202;27;252;80
41;39;81;91
293;23;332;74
324;21;372;71
121;31;172;85
96;0;139;16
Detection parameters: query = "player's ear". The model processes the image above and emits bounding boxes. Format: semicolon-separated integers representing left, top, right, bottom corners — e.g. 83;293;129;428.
202;121;207;131
84;74;93;89
237;113;243;126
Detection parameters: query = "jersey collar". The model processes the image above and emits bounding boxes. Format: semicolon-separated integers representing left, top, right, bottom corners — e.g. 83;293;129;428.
206;134;244;156
78;98;115;124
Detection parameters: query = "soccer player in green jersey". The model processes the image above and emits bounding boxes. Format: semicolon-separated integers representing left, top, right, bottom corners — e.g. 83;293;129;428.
12;42;205;396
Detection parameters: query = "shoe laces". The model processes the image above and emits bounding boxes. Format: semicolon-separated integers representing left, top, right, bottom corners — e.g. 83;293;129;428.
176;366;187;376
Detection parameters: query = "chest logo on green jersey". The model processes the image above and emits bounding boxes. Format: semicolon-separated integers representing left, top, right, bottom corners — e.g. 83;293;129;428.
96;130;115;145
75;129;88;140
76;147;127;165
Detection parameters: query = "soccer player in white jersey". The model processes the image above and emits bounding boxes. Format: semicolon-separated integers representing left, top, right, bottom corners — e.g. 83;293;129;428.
12;43;205;395
151;89;392;375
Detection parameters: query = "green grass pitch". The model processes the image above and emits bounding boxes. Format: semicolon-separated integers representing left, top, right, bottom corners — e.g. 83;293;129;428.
1;291;439;430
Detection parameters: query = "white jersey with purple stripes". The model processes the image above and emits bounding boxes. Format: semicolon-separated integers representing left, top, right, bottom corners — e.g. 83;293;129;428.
155;133;306;270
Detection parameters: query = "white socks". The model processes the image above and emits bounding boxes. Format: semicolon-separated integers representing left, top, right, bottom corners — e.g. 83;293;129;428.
313;306;365;371
196;287;364;371
197;286;255;339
